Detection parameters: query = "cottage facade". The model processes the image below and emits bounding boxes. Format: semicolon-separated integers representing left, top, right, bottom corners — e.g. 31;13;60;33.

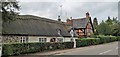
2;15;76;44
66;12;94;37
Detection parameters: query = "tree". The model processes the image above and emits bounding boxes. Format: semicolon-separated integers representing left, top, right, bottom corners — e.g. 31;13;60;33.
112;17;118;24
96;17;119;36
1;0;20;22
96;20;112;35
93;18;98;28
105;16;113;25
93;18;98;35
112;22;120;36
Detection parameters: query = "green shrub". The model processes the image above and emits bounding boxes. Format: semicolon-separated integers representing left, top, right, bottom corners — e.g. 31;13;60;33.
97;36;117;43
76;36;117;47
2;44;13;56
2;42;73;56
76;38;100;47
116;36;120;41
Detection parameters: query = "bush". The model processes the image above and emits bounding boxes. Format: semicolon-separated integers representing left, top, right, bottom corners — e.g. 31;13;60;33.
76;36;117;47
2;42;74;56
76;38;100;47
97;35;117;44
116;36;120;41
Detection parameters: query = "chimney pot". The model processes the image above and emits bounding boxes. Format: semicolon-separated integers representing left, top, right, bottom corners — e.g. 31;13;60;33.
70;17;72;20
86;12;90;19
58;16;61;21
86;12;89;15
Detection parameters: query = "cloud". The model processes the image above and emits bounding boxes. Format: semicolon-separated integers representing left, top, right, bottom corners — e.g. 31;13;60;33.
18;1;118;23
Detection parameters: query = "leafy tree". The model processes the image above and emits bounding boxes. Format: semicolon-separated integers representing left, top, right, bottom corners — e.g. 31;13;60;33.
1;0;20;22
96;20;112;35
105;16;113;25
93;18;98;29
93;18;98;35
96;16;119;36
112;17;117;23
111;18;120;36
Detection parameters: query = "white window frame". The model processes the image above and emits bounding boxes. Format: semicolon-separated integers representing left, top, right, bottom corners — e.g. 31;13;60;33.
57;38;63;42
39;38;46;42
20;37;28;43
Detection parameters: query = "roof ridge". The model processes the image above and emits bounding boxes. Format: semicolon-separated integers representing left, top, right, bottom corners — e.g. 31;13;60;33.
17;15;66;25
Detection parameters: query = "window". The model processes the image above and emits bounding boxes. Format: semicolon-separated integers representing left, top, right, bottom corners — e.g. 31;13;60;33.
57;38;63;42
50;38;56;42
56;29;62;36
20;37;28;43
39;38;46;42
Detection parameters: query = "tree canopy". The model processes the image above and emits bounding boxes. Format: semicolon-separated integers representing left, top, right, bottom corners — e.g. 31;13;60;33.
96;16;120;36
93;18;98;35
1;0;20;22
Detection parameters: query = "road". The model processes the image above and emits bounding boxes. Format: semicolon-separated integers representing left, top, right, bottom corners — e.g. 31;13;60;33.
55;41;118;55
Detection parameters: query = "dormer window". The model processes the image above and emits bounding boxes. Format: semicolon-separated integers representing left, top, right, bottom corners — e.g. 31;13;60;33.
56;29;62;36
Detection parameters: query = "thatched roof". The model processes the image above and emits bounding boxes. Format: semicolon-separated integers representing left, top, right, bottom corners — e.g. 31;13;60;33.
2;15;71;37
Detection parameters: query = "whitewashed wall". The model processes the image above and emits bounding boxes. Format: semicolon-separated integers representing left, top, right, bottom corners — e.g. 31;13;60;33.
2;35;75;43
64;37;71;42
28;36;39;43
28;36;56;42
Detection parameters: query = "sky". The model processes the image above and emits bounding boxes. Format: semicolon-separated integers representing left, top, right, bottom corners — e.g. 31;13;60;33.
17;0;119;23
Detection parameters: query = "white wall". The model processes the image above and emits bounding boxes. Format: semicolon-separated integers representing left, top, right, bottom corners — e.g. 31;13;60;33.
64;37;78;42
28;36;74;42
28;36;39;43
28;36;56;43
2;35;77;43
64;37;71;42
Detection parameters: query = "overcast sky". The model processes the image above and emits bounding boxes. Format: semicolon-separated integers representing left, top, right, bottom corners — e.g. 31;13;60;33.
18;0;119;23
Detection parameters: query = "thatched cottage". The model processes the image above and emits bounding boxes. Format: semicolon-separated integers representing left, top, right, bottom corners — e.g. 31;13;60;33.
2;15;77;43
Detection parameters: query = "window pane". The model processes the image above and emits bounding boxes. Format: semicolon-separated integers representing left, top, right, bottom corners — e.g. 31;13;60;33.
39;38;41;42
45;38;46;42
57;38;63;42
20;39;22;43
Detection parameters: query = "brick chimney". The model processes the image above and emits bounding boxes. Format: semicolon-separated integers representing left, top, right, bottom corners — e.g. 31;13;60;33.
86;12;90;19
66;17;73;26
66;18;70;24
58;16;61;21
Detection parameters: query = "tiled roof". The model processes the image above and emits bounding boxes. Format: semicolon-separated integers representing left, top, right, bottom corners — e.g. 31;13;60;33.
72;18;89;29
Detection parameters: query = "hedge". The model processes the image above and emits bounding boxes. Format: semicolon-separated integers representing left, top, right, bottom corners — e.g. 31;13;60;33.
116;36;120;41
97;36;117;44
2;42;74;56
76;36;118;47
76;38;100;47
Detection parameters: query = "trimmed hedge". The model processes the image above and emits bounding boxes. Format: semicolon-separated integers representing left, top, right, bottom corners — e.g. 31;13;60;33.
117;36;120;41
76;36;117;47
97;36;117;44
2;42;74;56
76;38;100;47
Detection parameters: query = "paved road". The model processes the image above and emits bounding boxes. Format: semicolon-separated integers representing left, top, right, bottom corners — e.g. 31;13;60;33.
55;41;119;55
